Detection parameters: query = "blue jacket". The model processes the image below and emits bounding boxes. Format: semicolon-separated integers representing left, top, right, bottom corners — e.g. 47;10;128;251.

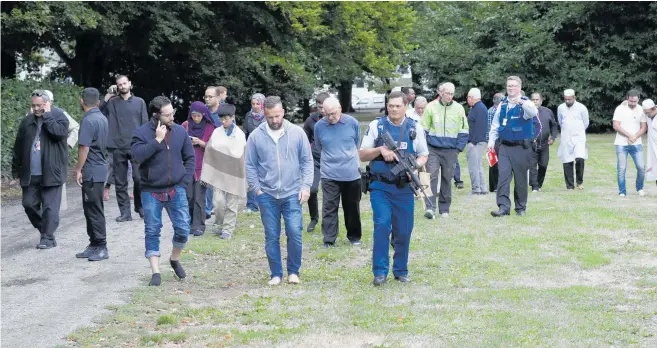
131;119;196;192
245;120;314;199
467;101;489;144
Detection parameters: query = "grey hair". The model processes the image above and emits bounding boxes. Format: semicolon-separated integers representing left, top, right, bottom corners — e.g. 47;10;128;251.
493;93;505;104
263;95;282;110
414;96;428;106
44;90;54;102
323;96;341;109
251;93;265;102
441;82;455;93
31;89;51;103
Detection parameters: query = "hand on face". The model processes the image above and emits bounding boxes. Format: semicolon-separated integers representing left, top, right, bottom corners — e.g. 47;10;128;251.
156;120;167;142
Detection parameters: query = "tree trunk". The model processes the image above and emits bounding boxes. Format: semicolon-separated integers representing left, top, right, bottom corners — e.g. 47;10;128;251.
70;33;105;88
337;80;354;113
302;98;310;121
1;49;16;79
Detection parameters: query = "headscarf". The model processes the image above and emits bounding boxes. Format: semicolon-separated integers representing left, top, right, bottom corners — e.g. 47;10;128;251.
187;101;213;138
250;93;266;121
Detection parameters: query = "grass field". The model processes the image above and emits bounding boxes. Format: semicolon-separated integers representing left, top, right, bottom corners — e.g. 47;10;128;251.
67;133;657;347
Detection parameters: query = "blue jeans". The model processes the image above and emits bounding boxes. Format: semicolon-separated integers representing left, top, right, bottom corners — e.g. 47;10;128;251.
142;186;191;258
257;192;303;278
246;190;259;211
616;145;645;195
205;187;214;215
370;183;415;278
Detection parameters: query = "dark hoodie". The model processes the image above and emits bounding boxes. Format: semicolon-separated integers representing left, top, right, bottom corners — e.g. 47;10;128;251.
131;118;195;192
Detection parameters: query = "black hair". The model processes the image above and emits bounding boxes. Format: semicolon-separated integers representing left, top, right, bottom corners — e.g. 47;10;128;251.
388;91;409;105
149;96;172;115
80;88;100;107
217;103;236;117
627;89;640;98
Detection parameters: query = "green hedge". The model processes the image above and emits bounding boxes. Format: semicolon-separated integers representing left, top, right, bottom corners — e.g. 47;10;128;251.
1;79;84;179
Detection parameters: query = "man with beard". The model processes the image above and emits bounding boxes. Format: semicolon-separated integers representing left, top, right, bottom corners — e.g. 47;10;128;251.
12;90;69;249
302;92;330;232
131;96;195;286
613;90;647;197
245;96;313;286
557;89;589;190
203;86;228;218
101;75;148;221
643;99;657;188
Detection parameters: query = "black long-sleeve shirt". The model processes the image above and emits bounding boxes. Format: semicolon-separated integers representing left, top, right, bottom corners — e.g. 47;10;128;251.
100;94;148;149
536;106;559;146
303;112;322;160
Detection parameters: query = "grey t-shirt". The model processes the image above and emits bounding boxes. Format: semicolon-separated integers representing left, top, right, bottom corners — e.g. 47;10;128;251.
30;118;43;175
78;108;109;182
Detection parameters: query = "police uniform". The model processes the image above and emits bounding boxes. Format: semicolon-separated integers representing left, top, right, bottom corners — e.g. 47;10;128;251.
488;96;538;215
360;115;429;280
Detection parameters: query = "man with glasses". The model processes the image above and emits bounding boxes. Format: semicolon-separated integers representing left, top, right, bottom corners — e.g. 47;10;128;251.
12;90;70;249
203;86;228;218
302;92;330;232
488;76;538;217
420;82;469;219
132;96;195;286
529;93;559;192
100;75;148;222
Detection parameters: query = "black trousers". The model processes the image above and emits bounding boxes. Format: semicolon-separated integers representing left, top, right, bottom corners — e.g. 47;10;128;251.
529;145;550;190
112;148;142;217
308;157;321;222
563;158;585;189
321;179;362;243
489;164;499;192
82;181;107;246
496;144;532;213
21;175;62;242
186;180;207;232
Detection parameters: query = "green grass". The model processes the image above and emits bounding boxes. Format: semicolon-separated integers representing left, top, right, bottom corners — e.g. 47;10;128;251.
67;134;657;347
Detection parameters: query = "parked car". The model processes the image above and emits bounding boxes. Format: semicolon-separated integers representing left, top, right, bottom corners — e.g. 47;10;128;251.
352;95;385;111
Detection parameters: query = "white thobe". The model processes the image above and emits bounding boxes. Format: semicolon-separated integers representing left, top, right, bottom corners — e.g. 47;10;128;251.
557;101;589;163
646;116;657;181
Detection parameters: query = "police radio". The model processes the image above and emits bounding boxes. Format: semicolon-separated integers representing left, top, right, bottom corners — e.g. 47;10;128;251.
380;131;434;210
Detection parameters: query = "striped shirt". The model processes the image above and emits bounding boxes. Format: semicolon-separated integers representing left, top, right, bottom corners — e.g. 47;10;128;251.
486;105;497;142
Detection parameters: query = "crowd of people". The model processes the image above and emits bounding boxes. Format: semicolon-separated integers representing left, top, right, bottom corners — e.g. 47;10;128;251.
11;74;657;286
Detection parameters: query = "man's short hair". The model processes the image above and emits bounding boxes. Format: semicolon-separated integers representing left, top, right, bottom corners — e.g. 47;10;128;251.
468;88;481;99
115;74;129;82
493;93;505;104
531;92;542;100
323;96;341;109
627;89;640;98
44;90;54;102
401;87;415;95
388;91;408;105
415;96;428;105
264;96;283;110
316;92;330;105
81;88;100;107
31;89;51;103
441;82;455;93
217;103;236;117
507;76;522;86
216;86;227;95
149;96;172;114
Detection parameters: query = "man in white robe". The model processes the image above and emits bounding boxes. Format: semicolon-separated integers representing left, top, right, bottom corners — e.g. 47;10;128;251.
557;89;589;190
643;99;657;188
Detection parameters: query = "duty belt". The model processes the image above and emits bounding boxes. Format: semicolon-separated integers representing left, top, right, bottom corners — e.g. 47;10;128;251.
501;140;528;147
370;174;410;186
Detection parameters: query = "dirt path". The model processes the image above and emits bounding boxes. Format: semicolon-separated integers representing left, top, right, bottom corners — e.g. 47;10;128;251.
1;184;176;348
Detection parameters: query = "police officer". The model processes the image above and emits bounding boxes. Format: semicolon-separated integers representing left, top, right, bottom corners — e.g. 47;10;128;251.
359;91;429;286
488;76;538;217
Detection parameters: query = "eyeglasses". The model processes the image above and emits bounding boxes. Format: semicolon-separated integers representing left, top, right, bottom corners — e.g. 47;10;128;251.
204;95;217;100
31;91;46;97
160;109;176;118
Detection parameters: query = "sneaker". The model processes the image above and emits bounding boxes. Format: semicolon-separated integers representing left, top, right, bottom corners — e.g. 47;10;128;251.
245;208;258;214
424;209;435;219
219;231;232;239
306;219;318;233
455;182;464;189
88;246;109;261
149;273;161;286
288;274;300;284
440;212;449;218
76;245;95;258
170;259;186;280
577;185;584;190
268;276;282;286
191;230;204;236
638;190;646;197
619;193;626;197
532;189;539;193
36;240;57;249
323;242;334;249
350;240;362;246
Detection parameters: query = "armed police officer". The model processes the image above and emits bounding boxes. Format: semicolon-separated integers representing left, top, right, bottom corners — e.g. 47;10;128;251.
359;91;429;286
488;76;538;217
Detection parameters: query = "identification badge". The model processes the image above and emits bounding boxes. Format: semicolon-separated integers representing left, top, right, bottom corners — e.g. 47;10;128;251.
399;142;408;150
502;118;507;126
33;140;40;151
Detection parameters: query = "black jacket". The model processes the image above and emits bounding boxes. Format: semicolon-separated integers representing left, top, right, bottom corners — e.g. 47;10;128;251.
12;108;70;187
303;112;322;160
535;106;559;148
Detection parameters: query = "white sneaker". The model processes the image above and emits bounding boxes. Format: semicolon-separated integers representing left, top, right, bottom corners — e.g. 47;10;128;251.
638;190;646;197
424;209;435;219
288;274;300;284
532;190;539;193
619;193;626;197
268;276;281;286
440;212;449;218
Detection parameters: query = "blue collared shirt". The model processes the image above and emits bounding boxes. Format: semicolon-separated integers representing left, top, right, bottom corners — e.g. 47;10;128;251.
313;114;362;181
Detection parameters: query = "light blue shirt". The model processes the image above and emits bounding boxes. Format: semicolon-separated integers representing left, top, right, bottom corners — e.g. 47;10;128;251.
314;114;361;181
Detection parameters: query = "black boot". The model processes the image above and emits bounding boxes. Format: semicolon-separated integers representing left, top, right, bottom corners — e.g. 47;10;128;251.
88;246;109;261
170;259;186;280
149;273;161;286
76;245;95;258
